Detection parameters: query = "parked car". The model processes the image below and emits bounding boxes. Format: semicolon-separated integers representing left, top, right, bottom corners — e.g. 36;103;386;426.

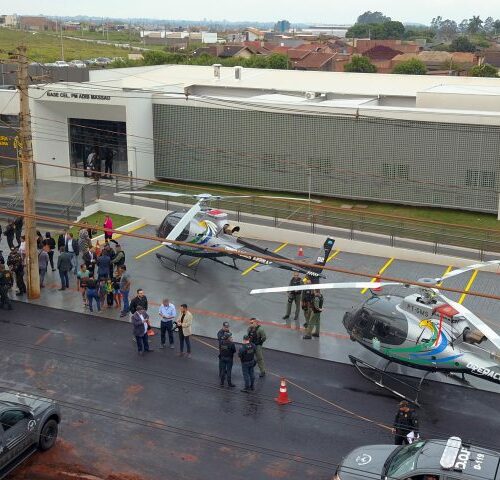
84;59;97;66
94;57;112;66
53;61;70;68
0;391;61;479
69;60;86;68
334;437;500;480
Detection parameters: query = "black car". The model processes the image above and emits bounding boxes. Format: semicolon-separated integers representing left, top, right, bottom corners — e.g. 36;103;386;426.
0;391;61;479
335;437;500;480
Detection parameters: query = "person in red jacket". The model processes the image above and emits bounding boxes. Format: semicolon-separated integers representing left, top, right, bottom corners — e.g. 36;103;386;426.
103;215;118;245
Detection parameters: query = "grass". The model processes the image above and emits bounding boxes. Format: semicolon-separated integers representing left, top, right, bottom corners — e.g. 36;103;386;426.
0;28;132;63
150;180;500;231
67;211;137;238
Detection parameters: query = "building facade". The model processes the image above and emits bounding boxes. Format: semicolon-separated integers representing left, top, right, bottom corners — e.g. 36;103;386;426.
1;65;499;214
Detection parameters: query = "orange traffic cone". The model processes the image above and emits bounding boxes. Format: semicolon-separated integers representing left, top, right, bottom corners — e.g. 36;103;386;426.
373;275;382;293
275;378;292;405
297;247;304;257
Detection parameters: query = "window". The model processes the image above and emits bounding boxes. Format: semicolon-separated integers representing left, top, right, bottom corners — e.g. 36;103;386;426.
0;410;28;431
383;164;409;180
466;170;496;188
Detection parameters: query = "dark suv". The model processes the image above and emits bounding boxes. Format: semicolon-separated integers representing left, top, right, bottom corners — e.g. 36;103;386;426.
0;391;61;479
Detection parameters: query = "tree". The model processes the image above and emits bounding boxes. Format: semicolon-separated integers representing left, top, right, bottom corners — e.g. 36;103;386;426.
143;50;171;65
266;53;289;69
346;23;371;38
381;21;405;39
483;16;495;34
357;11;391;24
458;19;469;34
344;55;377;73
449;36;476;52
430;16;443;31
493;20;500;35
469;63;498;77
468;15;483;34
392;58;427;75
437;19;458;41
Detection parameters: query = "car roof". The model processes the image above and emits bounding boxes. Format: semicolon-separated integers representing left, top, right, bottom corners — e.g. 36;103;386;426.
416;439;500;480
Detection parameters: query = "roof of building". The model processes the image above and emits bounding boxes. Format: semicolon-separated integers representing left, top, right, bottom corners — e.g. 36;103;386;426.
287;48;312;60
483;50;500;67
293;52;336;69
364;45;403;61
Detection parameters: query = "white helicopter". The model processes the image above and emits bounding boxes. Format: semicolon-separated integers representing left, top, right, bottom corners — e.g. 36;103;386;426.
251;260;500;405
120;190;334;280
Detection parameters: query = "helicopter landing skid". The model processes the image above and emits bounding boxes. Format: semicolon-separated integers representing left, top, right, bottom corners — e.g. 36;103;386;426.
156;253;201;282
348;355;432;407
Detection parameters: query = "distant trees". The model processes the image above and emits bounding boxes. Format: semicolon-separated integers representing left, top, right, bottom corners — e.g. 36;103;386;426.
344;55;377;73
467;16;483;34
346;21;405;40
449;36;476;52
392;59;427;75
357;11;391;24
469;64;498;77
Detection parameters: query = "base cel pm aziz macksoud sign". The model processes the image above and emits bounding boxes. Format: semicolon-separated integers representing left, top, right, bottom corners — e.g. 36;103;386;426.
46;91;111;101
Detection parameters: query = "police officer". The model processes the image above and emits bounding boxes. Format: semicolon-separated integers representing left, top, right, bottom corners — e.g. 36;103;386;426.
393;400;419;445
301;276;313;328
282;272;302;328
219;332;236;388
303;290;323;339
238;335;256;392
4;220;15;250
247;318;266;377
217;321;231;345
0;264;13;310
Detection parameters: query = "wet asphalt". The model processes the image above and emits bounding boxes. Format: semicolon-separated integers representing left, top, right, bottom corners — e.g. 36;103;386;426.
1;302;499;480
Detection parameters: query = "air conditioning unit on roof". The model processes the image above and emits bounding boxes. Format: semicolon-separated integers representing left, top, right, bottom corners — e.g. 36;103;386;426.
305;91;320;100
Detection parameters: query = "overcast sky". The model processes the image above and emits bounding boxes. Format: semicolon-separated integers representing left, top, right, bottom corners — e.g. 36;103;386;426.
11;0;500;24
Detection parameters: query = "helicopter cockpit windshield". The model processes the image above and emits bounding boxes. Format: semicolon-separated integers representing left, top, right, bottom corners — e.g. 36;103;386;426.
344;297;408;346
157;213;190;242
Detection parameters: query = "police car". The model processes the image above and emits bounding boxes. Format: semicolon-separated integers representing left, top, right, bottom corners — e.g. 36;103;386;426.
0;391;61;479
334;437;500;480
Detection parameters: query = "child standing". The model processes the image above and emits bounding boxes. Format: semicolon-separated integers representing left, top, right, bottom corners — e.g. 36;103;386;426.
103;278;114;308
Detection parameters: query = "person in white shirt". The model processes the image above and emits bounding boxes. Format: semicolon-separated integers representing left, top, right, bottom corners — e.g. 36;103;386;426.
159;298;176;349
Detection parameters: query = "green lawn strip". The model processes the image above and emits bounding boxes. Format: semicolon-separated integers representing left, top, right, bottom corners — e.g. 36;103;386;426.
66;211;137;238
0;29;130;63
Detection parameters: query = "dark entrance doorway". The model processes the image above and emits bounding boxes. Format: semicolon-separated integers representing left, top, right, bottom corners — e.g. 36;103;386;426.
69;119;127;178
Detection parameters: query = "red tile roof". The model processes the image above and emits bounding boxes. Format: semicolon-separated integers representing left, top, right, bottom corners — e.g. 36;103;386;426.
363;45;403;61
293;52;336;69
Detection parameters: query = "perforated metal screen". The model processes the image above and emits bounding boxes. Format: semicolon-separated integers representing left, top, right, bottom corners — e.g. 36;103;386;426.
153;104;500;213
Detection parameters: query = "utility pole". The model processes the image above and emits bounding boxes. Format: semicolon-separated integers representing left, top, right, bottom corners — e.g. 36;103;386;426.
16;45;40;299
60;22;65;61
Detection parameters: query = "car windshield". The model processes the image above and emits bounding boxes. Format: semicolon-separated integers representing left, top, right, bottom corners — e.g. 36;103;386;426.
385;441;426;478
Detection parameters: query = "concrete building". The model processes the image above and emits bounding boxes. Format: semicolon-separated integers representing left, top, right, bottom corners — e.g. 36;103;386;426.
0;65;499;214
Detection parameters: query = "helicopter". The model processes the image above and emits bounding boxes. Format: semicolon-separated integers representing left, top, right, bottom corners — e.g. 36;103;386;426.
120;190;335;280
250;260;500;405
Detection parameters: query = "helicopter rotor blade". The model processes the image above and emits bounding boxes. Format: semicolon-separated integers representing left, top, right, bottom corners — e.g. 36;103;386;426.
435;260;500;283
163;201;202;243
119;190;193;198
250;282;403;295
437;293;500;351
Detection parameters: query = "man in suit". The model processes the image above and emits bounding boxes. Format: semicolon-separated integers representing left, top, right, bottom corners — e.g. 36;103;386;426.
132;305;153;356
57;246;72;290
177;304;193;358
65;232;80;275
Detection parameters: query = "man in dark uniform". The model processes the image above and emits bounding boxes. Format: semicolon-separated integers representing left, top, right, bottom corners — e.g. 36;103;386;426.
217;321;231;345
393;400;419;445
7;247;26;296
0;264;13;310
301;276;314;328
238;335;256;393
303;290;324;339
282;272;302;329
4;220;15;250
247;318;266;377
219;332;236;388
14;216;23;247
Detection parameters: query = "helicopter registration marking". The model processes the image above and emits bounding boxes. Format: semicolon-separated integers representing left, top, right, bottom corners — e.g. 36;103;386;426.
241;243;288;276
467;362;500;381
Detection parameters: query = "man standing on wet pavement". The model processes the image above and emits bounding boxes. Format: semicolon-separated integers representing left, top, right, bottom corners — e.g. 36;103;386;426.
219;332;236;387
119;265;131;317
0;264;13;310
159;298;176;349
303;290;324;339
217;321;231;345
238;335;256;392
132;305;153;356
247;318;266;378
7;247;26;296
282;272;302;328
393;400;419;445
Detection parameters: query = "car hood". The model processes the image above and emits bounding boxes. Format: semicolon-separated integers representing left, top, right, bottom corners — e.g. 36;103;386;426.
0;391;56;414
339;445;399;480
